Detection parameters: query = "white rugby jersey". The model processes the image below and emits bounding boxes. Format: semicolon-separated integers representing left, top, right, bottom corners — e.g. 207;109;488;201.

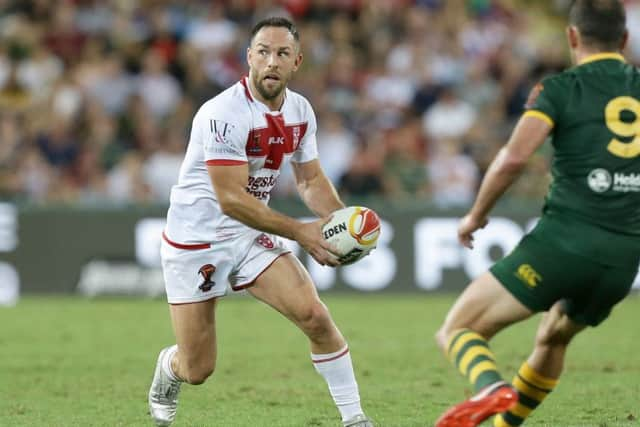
164;77;318;247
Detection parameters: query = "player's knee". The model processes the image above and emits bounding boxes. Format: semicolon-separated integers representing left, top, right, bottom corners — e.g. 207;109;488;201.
535;323;573;348
434;327;449;353
297;301;332;338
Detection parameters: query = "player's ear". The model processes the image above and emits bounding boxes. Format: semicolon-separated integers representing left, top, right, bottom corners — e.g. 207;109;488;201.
246;47;252;67
293;51;303;72
566;26;579;49
620;30;629;52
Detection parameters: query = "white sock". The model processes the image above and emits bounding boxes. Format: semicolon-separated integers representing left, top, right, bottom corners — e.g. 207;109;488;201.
161;344;180;382
312;345;364;421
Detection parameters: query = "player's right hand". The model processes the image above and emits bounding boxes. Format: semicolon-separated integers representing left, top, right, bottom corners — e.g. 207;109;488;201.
293;219;340;267
458;214;488;249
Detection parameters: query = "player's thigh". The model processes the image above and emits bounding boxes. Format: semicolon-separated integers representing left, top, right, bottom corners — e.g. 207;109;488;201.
247;253;323;321
440;271;533;339
161;239;234;304
490;233;589;315
563;263;637;326
491;233;635;327
161;240;227;361
169;298;218;361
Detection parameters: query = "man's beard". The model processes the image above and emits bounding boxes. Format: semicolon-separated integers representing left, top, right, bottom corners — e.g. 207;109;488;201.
253;73;286;100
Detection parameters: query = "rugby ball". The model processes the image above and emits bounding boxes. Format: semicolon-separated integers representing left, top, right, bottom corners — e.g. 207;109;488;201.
322;206;381;265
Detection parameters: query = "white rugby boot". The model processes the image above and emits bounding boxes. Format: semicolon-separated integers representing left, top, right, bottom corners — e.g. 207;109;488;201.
343;414;375;426
148;347;182;426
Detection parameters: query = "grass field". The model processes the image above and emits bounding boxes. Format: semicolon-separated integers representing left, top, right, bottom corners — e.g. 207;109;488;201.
2;294;639;427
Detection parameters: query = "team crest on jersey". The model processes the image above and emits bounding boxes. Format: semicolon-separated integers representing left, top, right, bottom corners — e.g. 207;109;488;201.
524;83;544;109
257;234;275;249
198;264;217;292
247;133;263;154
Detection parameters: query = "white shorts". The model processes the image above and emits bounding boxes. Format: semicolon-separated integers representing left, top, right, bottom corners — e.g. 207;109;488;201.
160;230;291;304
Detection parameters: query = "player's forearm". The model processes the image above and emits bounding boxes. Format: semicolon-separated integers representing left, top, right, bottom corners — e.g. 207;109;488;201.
297;174;345;217
219;191;300;240
469;147;526;219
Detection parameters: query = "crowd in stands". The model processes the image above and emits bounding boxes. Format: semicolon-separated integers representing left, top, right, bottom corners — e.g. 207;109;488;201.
1;0;638;207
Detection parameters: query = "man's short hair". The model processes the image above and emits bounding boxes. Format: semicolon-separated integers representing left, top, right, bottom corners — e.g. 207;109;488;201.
569;0;626;50
250;17;300;45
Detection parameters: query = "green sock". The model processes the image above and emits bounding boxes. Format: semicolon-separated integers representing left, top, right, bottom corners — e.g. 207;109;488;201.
447;329;503;393
494;361;558;426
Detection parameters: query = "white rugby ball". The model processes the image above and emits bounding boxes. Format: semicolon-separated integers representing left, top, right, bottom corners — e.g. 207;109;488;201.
322;206;381;265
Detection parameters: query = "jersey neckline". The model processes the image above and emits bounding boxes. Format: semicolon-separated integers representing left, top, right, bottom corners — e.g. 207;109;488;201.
240;76;288;114
578;52;625;66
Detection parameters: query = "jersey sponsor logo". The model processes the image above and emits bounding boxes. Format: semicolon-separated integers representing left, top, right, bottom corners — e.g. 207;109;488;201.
515;264;542;288
524;83;544;109
587;168;612;192
198;264;216;292
210;147;238;155
613;172;640;192
268;136;285;145
587;168;640;192
211;120;234;144
247;175;277;190
246;175;277;200
207;119;242;156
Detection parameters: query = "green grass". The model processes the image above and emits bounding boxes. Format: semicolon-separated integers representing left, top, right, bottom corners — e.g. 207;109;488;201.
1;294;639;427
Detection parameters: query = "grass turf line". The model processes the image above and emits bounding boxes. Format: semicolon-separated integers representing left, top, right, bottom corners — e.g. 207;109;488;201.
1;294;638;426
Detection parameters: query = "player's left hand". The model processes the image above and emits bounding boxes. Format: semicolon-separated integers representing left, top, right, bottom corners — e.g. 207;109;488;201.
293;219;341;267
458;214;488;249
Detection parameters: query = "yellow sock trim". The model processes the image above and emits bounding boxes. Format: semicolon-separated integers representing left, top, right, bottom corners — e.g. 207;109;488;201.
513;376;548;401
520;362;558;389
494;414;515;427
459;346;495;376
510;402;533;418
447;330;486;362
469;360;498;384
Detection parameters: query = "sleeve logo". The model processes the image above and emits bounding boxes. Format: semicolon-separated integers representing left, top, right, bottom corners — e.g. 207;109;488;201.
210;119;235;145
524;83;544;109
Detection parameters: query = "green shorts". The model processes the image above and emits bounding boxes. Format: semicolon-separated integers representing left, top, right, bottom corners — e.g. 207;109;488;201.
490;233;637;326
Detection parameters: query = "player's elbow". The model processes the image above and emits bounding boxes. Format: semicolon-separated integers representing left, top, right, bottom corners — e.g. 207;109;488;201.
217;192;242;217
499;150;528;174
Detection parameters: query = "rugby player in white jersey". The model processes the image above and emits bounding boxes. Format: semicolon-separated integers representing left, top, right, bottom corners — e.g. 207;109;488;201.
147;17;373;427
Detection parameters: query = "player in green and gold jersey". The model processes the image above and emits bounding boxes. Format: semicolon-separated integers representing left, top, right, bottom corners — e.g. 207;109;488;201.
432;1;639;426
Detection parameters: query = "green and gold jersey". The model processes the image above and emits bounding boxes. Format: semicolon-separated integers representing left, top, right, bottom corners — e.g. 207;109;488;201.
525;53;640;266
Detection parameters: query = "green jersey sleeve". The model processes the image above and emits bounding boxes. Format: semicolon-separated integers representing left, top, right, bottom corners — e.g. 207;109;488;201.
524;75;568;126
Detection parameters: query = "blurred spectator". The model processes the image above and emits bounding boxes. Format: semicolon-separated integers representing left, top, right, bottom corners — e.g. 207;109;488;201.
0;66;32;113
136;50;182;119
422;86;476;140
84;54;134;116
383;119;429;198
16;43;63;101
317;112;356;185
106;152;150;204
186;4;237;53
339;141;386;199
143;128;185;203
36;117;78;169
427;138;479;208
0;0;578;206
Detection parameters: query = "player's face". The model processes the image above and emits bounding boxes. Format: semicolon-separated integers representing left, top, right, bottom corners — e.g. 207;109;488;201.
247;27;302;101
